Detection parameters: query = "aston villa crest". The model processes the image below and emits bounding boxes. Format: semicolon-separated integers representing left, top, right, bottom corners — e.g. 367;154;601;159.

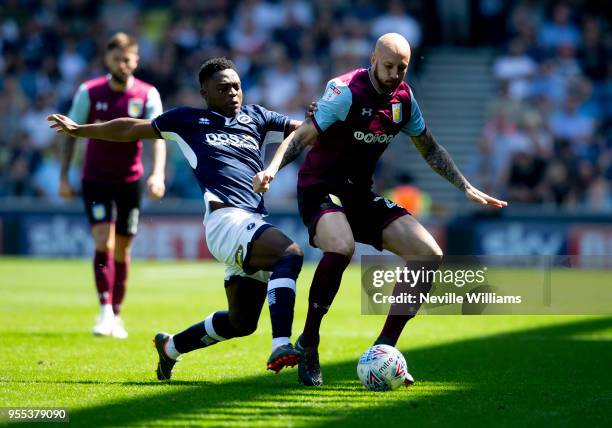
128;98;144;118
391;103;402;123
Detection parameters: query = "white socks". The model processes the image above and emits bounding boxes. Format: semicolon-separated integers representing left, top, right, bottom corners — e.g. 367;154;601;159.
164;335;181;360
272;336;291;352
100;304;114;319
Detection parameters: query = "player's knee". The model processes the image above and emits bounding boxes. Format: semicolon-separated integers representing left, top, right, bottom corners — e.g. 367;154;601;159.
272;244;304;280
326;238;355;258
425;242;443;263
284;242;304;259
408;240;443;267
92;227;113;252
94;239;113;253
229;316;258;337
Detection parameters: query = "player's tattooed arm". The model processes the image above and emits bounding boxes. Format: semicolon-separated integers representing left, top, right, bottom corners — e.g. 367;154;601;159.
253;118;319;192
277;118;319;170
283;102;317;136
411;128;469;191
285;120;302;136
48;114;158;141
411;128;508;207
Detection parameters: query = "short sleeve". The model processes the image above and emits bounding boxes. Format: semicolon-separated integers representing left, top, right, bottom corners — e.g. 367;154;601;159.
312;78;352;133
151;107;184;139
259;106;290;133
144;87;163;120
401;88;426;137
67;83;90;125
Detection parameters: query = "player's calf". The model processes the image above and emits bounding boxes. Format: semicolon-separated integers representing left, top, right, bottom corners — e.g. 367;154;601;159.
259;248;303;375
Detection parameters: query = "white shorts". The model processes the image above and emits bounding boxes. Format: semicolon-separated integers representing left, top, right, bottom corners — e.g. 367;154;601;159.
205;206;272;283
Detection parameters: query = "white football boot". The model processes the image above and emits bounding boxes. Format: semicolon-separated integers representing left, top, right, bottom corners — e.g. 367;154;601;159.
92;305;115;336
111;316;129;339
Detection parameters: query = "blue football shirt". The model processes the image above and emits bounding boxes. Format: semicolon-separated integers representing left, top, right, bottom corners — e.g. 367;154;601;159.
152;105;289;214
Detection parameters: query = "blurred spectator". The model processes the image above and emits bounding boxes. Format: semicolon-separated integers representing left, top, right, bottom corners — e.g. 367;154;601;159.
549;95;595;148
100;0;138;34
0;0;608;213
20;92;57;150
371;0;422;49
5;132;41;197
528;59;566;105
261;47;299;111
476;0;611;211
482;110;530;188
541;160;572;206
493;38;537;100
436;0;470;46
538;3;581;50
578;16;608;82
0;76;28;143
504;151;546;203
31;141;75;204
228;14;268;57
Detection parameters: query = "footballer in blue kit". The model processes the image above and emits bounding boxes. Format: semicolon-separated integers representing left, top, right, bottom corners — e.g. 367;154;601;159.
49;58;307;379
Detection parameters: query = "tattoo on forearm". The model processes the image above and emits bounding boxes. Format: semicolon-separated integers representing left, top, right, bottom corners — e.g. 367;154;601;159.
412;129;468;191
279;136;308;170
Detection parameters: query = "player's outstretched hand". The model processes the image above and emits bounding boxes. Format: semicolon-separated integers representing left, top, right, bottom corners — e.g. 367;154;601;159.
48;114;80;137
253;170;274;193
465;185;508;208
147;174;166;199
306;102;318;119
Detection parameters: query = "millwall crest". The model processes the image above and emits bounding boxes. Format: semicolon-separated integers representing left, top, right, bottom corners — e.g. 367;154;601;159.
128;98;144;117
391;103;402;123
237;114;252;125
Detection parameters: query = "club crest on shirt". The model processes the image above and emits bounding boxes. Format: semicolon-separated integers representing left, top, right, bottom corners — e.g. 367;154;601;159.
392;103;402;123
237;114;252;124
92;204;106;220
128;98;144;118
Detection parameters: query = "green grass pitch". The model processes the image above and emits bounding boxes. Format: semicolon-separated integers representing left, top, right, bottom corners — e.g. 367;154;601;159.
0;258;610;427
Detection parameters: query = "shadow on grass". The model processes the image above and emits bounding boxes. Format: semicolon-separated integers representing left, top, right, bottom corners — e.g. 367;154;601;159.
2;380;206;387
60;318;612;427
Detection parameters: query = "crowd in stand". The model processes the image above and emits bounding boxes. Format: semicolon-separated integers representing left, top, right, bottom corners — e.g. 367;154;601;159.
478;1;611;210
0;0;430;203
0;0;609;212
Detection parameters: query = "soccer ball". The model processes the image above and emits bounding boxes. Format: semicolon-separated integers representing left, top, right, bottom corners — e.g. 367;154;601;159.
357;344;414;391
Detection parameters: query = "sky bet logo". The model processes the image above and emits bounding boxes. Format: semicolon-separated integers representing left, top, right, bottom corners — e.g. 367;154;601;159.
205;132;258;149
353;131;394;144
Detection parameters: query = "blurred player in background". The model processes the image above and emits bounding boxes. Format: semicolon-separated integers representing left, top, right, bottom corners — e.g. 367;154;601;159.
59;33;166;339
50;57;308;379
255;33;507;386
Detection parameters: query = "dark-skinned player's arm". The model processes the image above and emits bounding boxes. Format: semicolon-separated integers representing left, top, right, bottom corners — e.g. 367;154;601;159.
253;118;319;193
410;128;508;208
48;114;158;141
